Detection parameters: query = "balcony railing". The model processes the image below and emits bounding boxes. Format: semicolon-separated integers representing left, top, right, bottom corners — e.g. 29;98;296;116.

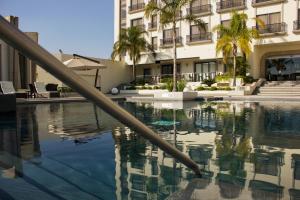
186;32;212;44
129;3;145;12
136;72;217;84
216;0;246;13
253;23;286;35
186;4;212;16
294;20;300;31
160;37;182;47
252;0;285;7
148;22;157;30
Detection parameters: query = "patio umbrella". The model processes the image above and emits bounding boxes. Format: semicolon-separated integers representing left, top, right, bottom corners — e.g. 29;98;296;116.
64;57;106;88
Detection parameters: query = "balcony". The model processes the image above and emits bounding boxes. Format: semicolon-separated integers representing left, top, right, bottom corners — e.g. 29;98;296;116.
160;37;182;48
128;3;145;13
253;23;286;36
186;4;212;16
216;0;246;13
252;0;285;7
293;21;300;33
186;32;212;44
148;22;157;31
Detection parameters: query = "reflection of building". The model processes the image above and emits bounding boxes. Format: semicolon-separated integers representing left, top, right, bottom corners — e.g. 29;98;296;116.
115;0;300;82
0;107;41;179
0;16;38;89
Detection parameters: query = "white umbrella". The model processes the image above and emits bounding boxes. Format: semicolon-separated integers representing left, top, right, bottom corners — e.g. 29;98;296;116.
64;57;106;88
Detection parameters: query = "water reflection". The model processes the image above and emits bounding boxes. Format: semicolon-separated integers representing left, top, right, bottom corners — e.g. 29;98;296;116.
0;101;300;199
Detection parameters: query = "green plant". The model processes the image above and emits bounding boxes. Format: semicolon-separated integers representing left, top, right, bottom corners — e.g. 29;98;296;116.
177;79;186;92
215;74;231;82
145;0;206;91
126;86;136;90
196;86;206;91
209;87;218;91
153;86;160;89
224;86;233;91
111;26;153;82
243;76;255;84
166;80;173;92
58;87;73;93
160;84;167;90
213;11;263;86
203;79;216;87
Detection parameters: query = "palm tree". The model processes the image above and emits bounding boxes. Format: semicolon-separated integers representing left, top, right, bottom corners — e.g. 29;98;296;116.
213;11;263;87
111;26;152;83
145;0;206;91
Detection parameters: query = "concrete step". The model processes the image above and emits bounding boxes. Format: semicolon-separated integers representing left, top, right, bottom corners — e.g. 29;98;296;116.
257;93;300;96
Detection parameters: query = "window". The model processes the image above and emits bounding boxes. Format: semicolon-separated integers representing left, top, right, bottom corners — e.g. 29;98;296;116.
191;0;210;7
195;61;217;74
152;15;157;24
131;0;143;5
221;20;231;28
131;18;143;27
163;28;179;39
161;64;180;75
190;24;208;35
257;12;281;25
152;37;158;50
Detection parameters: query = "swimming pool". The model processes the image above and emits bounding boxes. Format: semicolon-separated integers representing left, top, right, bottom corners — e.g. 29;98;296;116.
1;101;300;199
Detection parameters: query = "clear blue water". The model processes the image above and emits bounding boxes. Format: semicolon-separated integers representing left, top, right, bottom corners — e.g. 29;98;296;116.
1;101;300;199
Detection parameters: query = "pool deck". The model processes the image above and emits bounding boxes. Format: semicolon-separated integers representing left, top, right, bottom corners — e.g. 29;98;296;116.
16;94;133;104
15;94;300;104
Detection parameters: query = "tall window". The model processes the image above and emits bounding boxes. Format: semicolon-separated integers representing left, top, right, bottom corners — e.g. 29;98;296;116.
163;28;180;39
257;12;281;25
161;64;180;75
131;18;144;28
152;37;158;50
221;19;231;28
191;0;210;7
131;0;143;6
120;0;127;29
190;23;208;35
151;15;157;26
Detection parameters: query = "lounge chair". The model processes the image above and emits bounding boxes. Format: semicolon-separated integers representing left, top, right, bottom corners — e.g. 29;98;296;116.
30;82;59;98
0;81;17;112
0;81;28;98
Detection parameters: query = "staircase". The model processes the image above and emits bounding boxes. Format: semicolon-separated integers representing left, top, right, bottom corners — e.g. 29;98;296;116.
256;81;300;96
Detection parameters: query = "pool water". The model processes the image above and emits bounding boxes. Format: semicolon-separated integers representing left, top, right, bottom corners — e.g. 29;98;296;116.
1;101;300;200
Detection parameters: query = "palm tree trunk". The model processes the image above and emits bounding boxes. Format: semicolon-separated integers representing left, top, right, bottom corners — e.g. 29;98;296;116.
133;59;136;83
233;55;236;87
233;45;237;87
172;22;177;92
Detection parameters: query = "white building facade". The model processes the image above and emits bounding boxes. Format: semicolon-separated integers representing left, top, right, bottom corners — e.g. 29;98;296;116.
114;0;300;83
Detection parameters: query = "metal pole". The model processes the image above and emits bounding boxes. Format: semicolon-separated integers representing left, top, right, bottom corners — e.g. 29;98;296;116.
0;15;201;175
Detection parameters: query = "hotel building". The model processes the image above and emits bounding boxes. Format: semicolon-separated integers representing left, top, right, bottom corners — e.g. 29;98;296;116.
0;16;38;89
114;0;300;83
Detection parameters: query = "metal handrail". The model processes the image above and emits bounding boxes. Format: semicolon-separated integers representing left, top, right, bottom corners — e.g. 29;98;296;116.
0;15;201;175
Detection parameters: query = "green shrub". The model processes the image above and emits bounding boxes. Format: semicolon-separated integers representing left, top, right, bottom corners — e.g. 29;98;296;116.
126;86;136;90
161;78;172;83
160;84;167;90
58;87;73;93
177;80;186;92
243;76;255;84
196;86;206;91
215;74;231;82
153;86;160;90
203;79;216;87
209;86;218;91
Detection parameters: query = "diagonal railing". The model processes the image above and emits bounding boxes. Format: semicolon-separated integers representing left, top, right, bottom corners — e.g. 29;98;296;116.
0;15;201;175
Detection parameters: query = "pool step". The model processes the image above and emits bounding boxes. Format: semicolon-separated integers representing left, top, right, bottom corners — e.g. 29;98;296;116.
257;81;300;96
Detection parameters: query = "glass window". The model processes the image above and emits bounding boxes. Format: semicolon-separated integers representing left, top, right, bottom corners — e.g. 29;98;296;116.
163;28;179;39
152;37;158;50
131;18;143;27
190;24;208;35
257;12;281;24
191;0;209;7
221;20;231;28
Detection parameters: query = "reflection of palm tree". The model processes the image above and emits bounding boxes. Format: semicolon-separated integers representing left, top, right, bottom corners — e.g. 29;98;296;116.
271;58;293;72
215;105;252;177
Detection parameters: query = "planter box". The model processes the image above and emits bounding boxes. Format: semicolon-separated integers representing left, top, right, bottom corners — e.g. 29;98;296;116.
153;92;198;101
